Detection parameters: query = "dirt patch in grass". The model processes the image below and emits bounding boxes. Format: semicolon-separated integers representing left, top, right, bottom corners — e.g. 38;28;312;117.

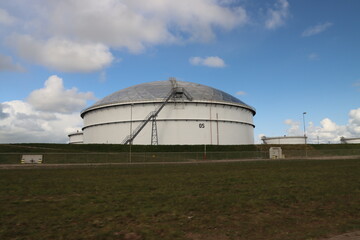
321;231;360;240
185;232;230;240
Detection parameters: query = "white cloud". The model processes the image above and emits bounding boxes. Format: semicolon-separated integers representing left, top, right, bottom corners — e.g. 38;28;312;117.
265;0;290;30
0;75;95;143
0;8;16;25
257;134;266;144
189;57;202;65
27;75;96;113
302;22;333;37
236;91;247;96
307;119;347;143
189;56;226;68
128;0;248;43
284;119;302;135
284;108;360;143
9;35;113;72
0;54;25;72
308;53;319;61
0;101;82;143
0;103;9;119
3;0;248;71
47;0;173;53
348;108;360;135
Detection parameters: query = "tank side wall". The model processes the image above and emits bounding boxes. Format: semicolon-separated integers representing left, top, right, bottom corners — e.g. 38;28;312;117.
345;139;360;144
264;137;306;144
82;102;255;145
68;134;83;144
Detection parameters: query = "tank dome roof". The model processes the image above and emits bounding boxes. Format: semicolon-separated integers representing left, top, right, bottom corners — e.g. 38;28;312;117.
82;79;255;115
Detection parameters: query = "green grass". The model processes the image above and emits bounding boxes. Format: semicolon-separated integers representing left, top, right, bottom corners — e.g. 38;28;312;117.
0;159;359;240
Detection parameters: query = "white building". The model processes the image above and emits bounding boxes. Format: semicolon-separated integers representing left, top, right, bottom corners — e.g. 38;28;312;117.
79;78;256;145
261;136;307;145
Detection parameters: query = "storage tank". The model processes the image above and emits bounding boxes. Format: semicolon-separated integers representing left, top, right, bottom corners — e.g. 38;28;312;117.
80;78;256;145
340;137;360;144
68;131;83;144
261;136;306;145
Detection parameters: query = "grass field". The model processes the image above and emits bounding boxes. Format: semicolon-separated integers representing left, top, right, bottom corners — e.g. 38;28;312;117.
0;159;359;240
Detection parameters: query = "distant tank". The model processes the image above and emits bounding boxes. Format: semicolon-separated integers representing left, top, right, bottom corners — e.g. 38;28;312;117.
340;137;360;144
261;135;307;144
68;131;83;144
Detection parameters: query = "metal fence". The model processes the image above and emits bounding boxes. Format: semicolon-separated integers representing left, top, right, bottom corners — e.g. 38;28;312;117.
1;149;360;164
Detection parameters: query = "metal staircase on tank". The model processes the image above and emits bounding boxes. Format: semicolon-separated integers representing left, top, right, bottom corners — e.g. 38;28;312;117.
121;78;192;145
151;117;158;145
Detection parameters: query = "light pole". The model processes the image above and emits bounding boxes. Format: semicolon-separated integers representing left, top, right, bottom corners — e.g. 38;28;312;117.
129;104;133;163
302;112;307;157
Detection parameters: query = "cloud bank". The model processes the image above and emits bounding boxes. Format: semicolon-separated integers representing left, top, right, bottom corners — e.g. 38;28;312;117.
0;75;95;143
2;0;248;72
284;108;360;143
9;35;113;72
0;0;291;72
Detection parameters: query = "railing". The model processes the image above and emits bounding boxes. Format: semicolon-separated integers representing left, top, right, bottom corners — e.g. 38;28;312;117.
121;110;156;144
121;89;176;145
1;149;360;164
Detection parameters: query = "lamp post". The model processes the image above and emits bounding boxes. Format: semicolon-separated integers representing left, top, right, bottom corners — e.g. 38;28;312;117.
302;112;307;157
129;104;133;163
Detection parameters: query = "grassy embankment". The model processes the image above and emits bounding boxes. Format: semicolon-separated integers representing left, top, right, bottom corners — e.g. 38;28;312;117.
0;159;359;239
1;143;360;164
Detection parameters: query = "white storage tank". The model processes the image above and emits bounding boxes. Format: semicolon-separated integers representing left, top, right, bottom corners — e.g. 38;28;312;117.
340;137;360;144
81;78;256;145
262;136;306;145
68;131;84;144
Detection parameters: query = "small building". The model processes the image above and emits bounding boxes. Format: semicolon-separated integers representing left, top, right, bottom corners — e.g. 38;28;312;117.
68;131;83;144
340;137;360;144
269;147;284;159
262;135;307;145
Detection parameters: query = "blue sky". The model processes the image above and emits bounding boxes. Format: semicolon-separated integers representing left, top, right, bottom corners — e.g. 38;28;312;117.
0;0;359;143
